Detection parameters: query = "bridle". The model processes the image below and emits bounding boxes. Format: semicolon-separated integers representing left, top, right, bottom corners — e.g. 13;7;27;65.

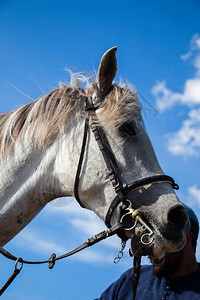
74;95;179;229
0;93;179;299
72;95;179;299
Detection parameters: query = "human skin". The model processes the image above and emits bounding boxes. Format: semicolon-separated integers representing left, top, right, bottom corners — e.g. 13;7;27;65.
151;231;199;280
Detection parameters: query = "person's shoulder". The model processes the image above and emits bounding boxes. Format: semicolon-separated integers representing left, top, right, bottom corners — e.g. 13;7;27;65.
94;265;155;300
119;264;153;281
115;267;133;283
121;264;152;274
139;264;154;282
141;264;153;272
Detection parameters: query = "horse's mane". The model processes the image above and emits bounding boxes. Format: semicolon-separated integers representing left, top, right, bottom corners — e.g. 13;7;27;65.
0;73;141;160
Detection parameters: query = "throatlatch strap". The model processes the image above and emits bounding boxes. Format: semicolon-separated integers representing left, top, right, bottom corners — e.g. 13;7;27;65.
74;118;89;207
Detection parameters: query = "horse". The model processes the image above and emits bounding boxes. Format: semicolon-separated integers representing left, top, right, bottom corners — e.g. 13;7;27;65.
0;47;189;264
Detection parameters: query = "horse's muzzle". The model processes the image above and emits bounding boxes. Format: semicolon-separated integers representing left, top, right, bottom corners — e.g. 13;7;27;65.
160;204;190;242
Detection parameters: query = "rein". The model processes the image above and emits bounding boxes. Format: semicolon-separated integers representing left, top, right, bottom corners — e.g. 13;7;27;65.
0;223;124;296
0;96;179;298
0;224;123;267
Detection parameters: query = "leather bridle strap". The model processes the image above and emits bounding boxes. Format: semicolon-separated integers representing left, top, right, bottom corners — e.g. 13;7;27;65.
87;97;127;197
89;120;126;198
125;174;179;195
74;97;127;208
73;98;180;230
74;118;89;208
105;174;179;228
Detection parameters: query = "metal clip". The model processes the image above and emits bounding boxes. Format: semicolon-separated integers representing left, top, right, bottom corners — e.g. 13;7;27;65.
113;240;126;264
15;257;23;271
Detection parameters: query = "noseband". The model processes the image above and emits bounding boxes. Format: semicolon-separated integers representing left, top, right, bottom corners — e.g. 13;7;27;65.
74;96;179;228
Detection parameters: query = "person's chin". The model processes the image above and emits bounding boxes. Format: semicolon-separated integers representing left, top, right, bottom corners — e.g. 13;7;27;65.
153;264;165;278
152;249;184;278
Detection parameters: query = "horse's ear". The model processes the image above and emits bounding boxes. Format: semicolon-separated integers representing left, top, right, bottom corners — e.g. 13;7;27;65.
98;47;118;93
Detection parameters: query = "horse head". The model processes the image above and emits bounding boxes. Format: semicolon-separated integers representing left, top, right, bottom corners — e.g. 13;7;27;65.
0;48;189;261
55;47;189;259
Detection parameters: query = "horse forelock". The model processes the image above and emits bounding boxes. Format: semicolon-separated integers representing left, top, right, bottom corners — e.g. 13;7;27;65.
97;83;141;127
0;73;141;161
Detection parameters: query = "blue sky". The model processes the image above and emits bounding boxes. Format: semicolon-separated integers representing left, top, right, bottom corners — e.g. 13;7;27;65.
0;1;200;299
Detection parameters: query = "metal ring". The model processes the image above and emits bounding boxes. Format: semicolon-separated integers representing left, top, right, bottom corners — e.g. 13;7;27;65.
15;257;23;271
120;212;137;231
113;257;120;264
140;233;154;245
117;251;123;258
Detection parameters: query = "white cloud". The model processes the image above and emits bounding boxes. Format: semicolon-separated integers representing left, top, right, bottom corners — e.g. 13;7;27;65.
9;199;123;265
69;214;120;249
71;248;115;263
194;55;200;76
152;81;184;111
180;33;200;61
152;33;200;157
152;76;200;112
47;200;109;237
167;108;200;156
47;200;121;249
69;215;104;236
11;228;121;265
14;231;67;255
152;33;200;111
188;185;200;207
183;78;200;104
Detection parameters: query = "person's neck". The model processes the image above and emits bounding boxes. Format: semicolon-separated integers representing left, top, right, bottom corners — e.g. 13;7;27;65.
171;250;199;280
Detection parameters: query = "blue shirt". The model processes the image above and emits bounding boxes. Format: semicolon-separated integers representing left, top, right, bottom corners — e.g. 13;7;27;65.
95;264;200;300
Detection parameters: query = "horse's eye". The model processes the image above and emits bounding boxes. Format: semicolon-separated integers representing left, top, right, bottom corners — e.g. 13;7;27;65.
119;121;137;137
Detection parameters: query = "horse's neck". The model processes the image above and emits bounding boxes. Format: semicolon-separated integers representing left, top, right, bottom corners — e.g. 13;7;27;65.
0;141;67;246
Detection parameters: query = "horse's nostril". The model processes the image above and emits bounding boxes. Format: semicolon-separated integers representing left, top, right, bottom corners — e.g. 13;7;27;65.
168;205;188;228
160;205;189;242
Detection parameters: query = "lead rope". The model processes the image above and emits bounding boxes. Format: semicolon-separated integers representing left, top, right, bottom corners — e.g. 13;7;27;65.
0;223;124;296
0;258;23;296
132;256;141;300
